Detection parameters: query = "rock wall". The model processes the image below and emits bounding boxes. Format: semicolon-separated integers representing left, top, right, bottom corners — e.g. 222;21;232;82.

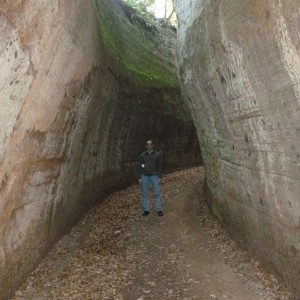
0;0;200;298
175;0;300;294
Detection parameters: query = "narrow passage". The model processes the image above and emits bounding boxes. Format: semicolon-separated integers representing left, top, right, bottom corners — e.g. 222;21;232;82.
11;167;292;300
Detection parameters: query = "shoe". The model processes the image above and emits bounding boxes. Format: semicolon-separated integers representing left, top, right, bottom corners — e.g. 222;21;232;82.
158;211;164;217
142;211;150;216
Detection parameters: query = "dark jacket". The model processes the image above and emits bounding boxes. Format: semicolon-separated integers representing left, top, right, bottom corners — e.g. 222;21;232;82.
139;150;162;178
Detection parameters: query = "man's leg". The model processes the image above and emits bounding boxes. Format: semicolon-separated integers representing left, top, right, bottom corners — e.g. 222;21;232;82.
150;175;163;212
141;174;150;212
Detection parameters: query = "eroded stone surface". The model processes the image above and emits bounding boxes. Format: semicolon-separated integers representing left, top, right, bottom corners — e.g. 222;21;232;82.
0;1;200;298
0;14;32;159
175;0;300;294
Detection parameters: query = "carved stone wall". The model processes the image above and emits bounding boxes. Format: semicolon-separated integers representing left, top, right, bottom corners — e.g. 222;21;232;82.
175;0;300;293
0;1;200;298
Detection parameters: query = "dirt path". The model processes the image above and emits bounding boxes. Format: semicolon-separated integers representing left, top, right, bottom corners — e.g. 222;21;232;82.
11;167;293;300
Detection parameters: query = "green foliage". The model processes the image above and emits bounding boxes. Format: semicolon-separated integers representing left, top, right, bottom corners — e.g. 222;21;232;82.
123;0;155;13
122;0;158;28
122;0;177;26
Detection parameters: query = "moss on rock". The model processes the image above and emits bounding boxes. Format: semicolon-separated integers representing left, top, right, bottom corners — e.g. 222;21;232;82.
94;0;179;88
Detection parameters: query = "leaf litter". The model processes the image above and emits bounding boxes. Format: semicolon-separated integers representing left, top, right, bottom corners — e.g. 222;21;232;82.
11;167;295;300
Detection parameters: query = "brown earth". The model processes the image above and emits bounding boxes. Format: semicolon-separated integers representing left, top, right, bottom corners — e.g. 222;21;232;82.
10;167;294;300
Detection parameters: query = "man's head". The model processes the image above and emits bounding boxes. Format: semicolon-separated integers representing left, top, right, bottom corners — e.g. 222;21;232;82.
145;140;154;151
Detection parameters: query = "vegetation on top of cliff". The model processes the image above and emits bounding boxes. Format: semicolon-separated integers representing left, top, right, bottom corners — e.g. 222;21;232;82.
122;0;176;25
93;0;179;88
122;0;155;14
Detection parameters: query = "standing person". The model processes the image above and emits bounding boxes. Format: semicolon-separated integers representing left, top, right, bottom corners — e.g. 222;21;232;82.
139;140;164;216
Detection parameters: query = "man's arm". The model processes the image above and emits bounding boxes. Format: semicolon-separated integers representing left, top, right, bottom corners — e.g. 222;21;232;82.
138;153;143;183
158;153;163;179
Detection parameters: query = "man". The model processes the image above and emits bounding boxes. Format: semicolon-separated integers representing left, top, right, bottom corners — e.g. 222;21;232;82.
139;140;163;216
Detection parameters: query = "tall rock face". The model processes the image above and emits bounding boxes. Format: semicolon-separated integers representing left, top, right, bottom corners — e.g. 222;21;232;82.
0;0;200;298
175;0;300;294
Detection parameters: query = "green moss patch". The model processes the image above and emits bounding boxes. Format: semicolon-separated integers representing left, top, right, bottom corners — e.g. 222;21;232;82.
93;0;179;88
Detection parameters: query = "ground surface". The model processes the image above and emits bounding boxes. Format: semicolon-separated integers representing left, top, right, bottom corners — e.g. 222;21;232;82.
11;167;294;300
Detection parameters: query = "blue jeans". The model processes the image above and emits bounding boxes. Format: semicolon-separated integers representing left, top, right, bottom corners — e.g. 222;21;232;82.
141;174;163;212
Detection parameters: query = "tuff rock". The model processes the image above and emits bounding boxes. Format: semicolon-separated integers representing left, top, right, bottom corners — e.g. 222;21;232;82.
0;1;200;298
175;0;300;294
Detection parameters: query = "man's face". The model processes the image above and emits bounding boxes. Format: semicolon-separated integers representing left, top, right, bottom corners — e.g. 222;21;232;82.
146;141;154;150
